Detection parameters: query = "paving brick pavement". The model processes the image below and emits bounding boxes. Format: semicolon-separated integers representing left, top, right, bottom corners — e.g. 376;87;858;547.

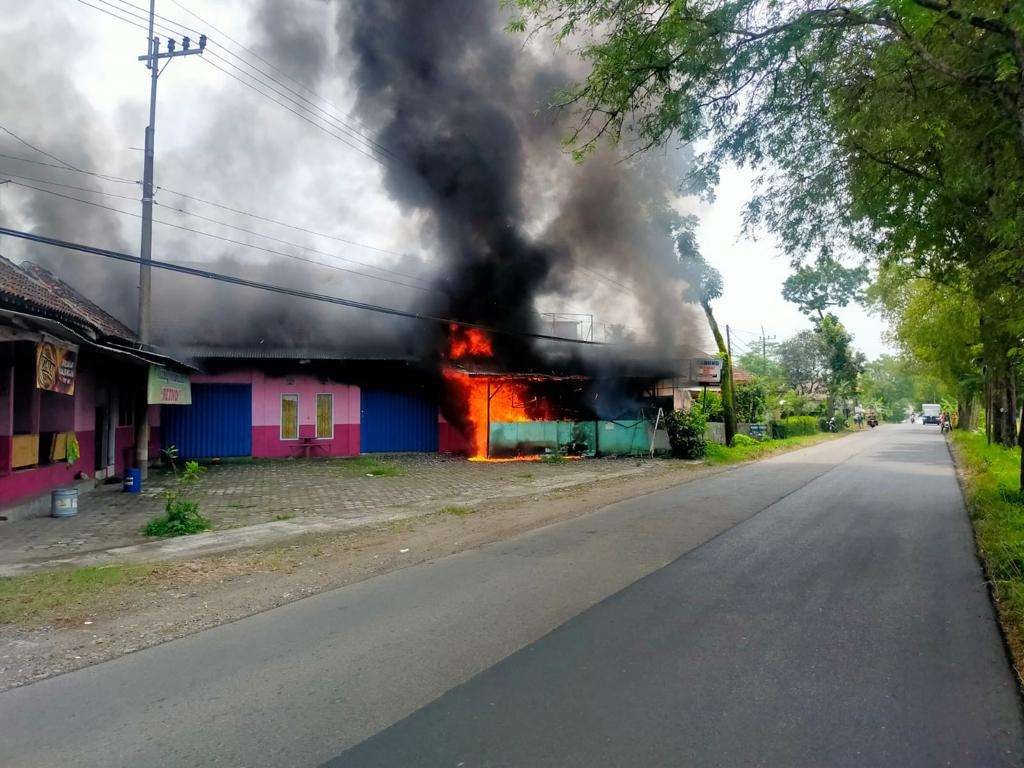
0;454;664;569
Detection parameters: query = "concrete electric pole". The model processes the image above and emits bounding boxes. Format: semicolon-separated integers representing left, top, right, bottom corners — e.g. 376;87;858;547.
134;1;205;477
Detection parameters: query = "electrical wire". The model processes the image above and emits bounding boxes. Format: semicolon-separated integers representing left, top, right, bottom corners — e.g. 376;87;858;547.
0;151;138;185
166;0;381;149
1;178;442;295
198;56;386;168
0;225;602;346
0;123;84;173
0;142;428;279
0;169;140;202
84;0;391;165
107;0;394;159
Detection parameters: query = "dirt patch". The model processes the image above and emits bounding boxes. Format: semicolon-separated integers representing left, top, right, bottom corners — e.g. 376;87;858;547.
0;460;727;691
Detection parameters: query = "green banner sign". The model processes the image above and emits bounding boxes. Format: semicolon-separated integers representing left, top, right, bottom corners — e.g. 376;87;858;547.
147;366;192;405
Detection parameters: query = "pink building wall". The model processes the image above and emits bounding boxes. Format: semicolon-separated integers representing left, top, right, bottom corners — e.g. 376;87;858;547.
192;370;360;458
1;365;95;507
0;362;158;508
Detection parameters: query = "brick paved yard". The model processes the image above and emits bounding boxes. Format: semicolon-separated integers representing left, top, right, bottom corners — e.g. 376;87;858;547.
0;454;661;569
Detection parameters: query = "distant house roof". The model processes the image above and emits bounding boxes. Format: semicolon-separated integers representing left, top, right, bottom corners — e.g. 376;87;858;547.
0;255;135;341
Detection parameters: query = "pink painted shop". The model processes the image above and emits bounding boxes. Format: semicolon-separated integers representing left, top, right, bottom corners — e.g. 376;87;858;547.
0;256;170;511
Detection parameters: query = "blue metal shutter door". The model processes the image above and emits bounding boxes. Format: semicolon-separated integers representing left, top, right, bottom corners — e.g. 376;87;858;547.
360;389;438;452
162;383;252;459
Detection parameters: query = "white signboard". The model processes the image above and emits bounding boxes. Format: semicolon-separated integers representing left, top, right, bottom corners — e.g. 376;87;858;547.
693;358;722;385
147;366;192;405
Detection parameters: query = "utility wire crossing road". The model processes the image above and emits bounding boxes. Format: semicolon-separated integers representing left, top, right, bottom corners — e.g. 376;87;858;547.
2;425;1022;767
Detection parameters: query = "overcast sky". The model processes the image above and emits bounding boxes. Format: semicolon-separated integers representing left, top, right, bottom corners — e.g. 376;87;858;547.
0;0;891;359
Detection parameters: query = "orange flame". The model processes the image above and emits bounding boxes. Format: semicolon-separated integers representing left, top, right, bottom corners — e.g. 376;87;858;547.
448;324;493;360
444;325;564;460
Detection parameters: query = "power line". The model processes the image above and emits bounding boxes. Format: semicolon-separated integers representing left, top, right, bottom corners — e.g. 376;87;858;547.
0;123;84;173
154;184;409;259
1;178;442;294
0;150;138;185
101;0;392;160
0;226;602;347
198;56;386;168
0;169;140;202
166;0;382;151
0;140;427;280
152;199;436;288
0;167;433;286
76;0;391;167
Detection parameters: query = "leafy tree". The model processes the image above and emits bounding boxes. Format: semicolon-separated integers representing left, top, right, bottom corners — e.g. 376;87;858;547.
860;355;921;423
774;331;827;397
816;314;865;415
510;0;1024;484
870;265;983;429
737;348;785;389
782;257;868;320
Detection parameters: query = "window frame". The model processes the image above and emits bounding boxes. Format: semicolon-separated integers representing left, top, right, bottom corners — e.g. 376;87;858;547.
280;393;300;441
315;392;334;440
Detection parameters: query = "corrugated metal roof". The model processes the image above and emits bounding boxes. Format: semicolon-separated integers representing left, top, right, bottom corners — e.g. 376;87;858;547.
0;254;135;340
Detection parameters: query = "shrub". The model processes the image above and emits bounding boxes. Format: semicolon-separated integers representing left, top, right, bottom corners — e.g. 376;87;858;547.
144;460;211;538
732;433;758;447
734;380;769;423
666;406;708;459
694;391;724;422
771;416;819;439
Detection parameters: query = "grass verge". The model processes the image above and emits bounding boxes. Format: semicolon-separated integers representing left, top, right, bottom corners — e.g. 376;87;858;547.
440;505;473;516
703;431;842;466
333;456;405;477
949;431;1024;680
0;564;163;628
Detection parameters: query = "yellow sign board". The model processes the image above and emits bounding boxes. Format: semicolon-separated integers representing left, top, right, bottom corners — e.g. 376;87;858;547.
35;336;78;395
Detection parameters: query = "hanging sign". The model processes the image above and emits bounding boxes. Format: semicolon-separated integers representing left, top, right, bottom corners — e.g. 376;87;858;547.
693;357;722;385
147;366;192;405
35;336;78;395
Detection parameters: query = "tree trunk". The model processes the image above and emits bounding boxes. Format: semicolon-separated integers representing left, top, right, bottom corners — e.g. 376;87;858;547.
1019;404;1024;492
956;395;978;431
983;334;1018;447
702;301;736;446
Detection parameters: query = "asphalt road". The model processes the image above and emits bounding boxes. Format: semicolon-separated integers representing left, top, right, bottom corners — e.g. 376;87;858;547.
2;425;1022;767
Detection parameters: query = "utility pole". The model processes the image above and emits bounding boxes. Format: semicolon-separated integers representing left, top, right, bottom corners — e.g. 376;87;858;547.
0;179;9;253
759;324;776;371
134;1;205;477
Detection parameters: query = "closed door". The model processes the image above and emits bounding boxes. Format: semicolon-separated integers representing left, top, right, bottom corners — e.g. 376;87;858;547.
360;389;438;453
162;384;253;459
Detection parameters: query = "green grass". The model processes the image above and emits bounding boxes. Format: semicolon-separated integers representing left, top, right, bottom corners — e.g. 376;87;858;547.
949;431;1024;675
0;564;161;627
440;505;473;516
703;432;837;466
333;456;406;477
540;453;568;464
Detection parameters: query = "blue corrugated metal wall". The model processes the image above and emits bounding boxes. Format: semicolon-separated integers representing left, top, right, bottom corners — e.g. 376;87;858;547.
162;384;253;459
360;389;438;453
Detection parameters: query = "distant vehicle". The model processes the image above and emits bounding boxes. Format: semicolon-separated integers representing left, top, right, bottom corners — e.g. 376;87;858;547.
921;404;941;425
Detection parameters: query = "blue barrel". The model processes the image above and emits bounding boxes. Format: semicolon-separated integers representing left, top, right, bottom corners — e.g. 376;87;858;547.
51;488;79;517
123;468;142;494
